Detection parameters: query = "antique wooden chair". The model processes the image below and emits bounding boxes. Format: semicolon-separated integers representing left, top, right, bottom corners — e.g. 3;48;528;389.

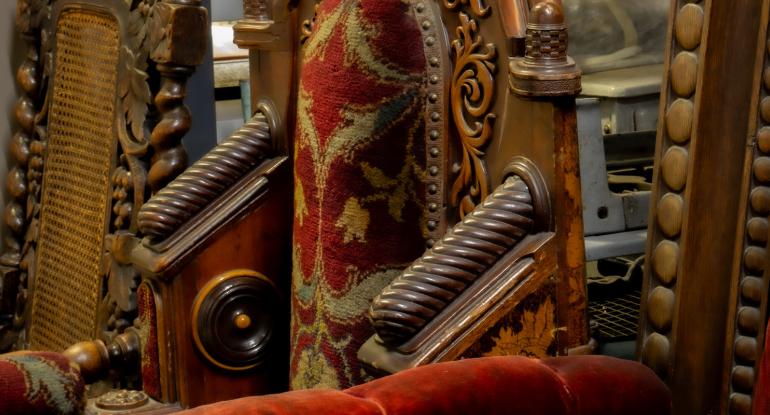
50;0;596;409
0;0;700;413
232;0;592;389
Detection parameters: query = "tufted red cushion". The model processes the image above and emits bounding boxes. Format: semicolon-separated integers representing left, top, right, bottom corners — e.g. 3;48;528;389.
179;356;671;415
0;351;85;415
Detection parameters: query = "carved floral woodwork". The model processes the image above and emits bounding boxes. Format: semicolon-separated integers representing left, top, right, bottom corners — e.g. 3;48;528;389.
447;11;497;218
443;0;490;18
0;0;51;349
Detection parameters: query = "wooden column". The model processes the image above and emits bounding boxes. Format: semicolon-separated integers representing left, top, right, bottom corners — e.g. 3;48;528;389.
637;1;765;413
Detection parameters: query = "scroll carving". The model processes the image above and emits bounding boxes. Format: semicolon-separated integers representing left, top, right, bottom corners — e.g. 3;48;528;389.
371;175;535;346
443;0;490;18
448;12;497;218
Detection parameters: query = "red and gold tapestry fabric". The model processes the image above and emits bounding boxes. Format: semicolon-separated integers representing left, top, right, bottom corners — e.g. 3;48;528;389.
0;351;85;415
291;0;429;390
137;283;161;401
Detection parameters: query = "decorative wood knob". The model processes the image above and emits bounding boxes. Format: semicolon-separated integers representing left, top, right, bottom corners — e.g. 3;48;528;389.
509;0;581;96
63;330;140;383
191;270;280;371
234;313;252;330
63;340;110;383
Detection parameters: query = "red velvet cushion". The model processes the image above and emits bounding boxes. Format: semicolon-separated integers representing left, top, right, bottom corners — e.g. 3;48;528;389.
181;389;381;415
0;351;85;415
178;356;670;415
542;356;671;415
348;356;573;415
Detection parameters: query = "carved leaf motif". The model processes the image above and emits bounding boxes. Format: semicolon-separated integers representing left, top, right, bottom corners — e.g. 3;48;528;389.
16;0;51;33
128;7;148;51
485;297;556;358
147;3;171;59
120;46;151;144
443;0;490;18
449;12;496;218
108;261;139;313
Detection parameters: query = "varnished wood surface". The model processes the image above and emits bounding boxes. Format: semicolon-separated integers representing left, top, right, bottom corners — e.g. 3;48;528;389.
168;166;292;408
721;0;770;412
552;98;589;351
638;0;764;413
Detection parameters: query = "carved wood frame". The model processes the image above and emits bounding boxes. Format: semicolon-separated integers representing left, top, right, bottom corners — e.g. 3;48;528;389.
0;0;206;351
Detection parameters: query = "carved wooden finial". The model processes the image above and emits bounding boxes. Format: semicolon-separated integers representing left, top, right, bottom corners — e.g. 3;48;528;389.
508;0;581;96
243;0;271;21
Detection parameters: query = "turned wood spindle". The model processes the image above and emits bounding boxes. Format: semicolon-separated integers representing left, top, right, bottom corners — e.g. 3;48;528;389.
149;64;192;193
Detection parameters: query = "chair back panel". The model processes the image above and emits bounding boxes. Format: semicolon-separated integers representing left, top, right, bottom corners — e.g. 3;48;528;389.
28;8;119;351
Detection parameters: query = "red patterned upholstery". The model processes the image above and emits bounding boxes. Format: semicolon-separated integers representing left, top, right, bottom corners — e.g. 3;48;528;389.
0;351;85;415
179;356;671;415
291;0;428;389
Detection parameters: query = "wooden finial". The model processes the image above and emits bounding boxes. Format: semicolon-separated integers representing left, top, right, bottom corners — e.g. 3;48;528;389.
508;0;581;97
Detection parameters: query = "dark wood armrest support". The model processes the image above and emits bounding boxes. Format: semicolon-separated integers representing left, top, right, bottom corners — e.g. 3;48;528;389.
132;100;286;278
359;159;558;374
124;99;292;405
138;105;276;244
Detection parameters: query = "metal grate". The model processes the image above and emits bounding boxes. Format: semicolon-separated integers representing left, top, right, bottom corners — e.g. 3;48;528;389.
28;9;119;351
588;290;641;341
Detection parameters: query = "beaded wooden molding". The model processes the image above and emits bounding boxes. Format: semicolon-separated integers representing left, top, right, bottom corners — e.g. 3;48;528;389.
412;0;451;245
724;3;770;412
638;0;706;379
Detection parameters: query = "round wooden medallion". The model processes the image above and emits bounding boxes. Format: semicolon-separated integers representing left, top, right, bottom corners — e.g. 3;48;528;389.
191;270;280;371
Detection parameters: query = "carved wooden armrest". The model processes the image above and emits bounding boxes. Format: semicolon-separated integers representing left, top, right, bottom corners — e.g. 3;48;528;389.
130;102;286;277
138;107;276;242
359;159;557;373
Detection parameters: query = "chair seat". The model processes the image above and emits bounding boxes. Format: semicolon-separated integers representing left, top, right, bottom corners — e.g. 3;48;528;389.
179;355;671;415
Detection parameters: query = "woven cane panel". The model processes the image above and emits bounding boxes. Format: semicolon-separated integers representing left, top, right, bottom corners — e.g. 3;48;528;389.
28;10;119;351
